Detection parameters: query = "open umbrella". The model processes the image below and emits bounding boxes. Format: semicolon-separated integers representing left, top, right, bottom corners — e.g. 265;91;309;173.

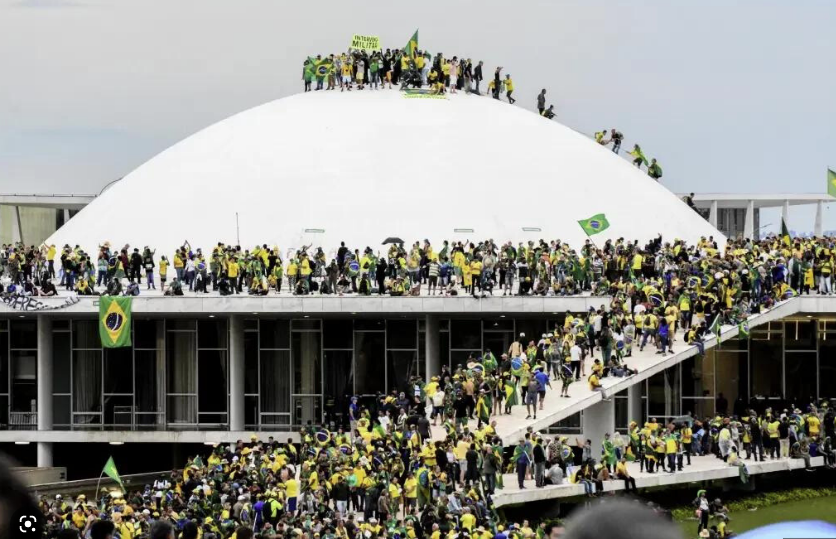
382;237;404;245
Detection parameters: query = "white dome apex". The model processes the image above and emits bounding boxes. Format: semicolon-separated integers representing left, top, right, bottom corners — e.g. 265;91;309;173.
49;90;722;257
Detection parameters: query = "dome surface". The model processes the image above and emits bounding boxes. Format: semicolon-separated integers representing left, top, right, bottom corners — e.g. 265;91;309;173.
50;90;722;257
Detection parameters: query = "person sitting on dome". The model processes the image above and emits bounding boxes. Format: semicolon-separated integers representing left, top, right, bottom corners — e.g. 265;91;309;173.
542;105;556;119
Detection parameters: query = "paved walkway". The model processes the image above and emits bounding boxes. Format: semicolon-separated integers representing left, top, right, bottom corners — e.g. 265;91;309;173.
493;454;826;507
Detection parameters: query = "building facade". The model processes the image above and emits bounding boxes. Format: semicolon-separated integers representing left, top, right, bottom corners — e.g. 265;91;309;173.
1;301;835;477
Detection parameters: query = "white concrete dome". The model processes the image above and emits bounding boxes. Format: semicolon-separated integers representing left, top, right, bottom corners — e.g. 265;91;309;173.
49;90;722;257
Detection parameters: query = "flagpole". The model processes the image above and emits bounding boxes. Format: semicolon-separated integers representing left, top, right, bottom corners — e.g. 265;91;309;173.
94;470;103;507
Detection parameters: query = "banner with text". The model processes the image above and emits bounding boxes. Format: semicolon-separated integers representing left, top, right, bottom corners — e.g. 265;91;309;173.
350;34;381;52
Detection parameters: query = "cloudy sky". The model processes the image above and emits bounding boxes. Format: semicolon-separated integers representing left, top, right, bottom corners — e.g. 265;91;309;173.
1;0;834;232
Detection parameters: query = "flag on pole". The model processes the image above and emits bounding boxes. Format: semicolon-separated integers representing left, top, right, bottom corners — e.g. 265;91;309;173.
99;296;132;348
781;218;791;247
708;314;722;338
828;168;836;198
102;456;124;490
738;321;750;339
577;213;610;236
404;29;419;59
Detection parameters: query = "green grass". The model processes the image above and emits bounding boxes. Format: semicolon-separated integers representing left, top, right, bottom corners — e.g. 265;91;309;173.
677;495;836;538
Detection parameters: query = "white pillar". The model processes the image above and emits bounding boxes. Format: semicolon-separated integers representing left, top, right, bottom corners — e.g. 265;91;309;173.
581;398;615;459
37;315;54;468
63;209;71;224
709;200;718;228
12;205;23;243
229;316;245;432
815;201;823;237
425;315;440;383
627;384;643;427
37;443;53;468
744;200;755;240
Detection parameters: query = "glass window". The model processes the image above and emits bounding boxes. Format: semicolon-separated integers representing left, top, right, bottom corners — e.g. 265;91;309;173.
354;331;385;395
681;398;714;421
750;339;783;398
245;395;258;429
244;332;259;394
293;395;322;427
354;319;385;331
450;320;481;350
715;350;749;413
292;319;321;331
71;320;99;349
323;350;353;427
198;319;228;349
166;395;197;424
450;350;480;369
72;350;102;413
198;350;228;413
484;319;514;331
785;320;817;350
293;332;321;394
260;319;290;349
104;348;132;394
323;320;353;349
103;395;133;427
260;350;290;414
0;395;7;427
647;366;680;418
0;332;8;394
133;319;163;349
820;340;836;399
10;351;37;410
681;353;714;397
547;411;581;434
10;320;37;349
387;320;417;349
135;350;163;413
615;397;628;433
53;395;71;427
785;352;817;404
387;351;419;394
166;332;196;394
440;332;450;371
166;319;195;331
52;332;71;394
483;332;512;358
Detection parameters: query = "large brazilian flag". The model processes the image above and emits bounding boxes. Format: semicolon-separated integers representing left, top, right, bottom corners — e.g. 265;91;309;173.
577;213;610;236
99;296;132;348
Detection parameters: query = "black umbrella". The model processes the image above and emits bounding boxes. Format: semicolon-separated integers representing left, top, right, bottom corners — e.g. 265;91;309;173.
382;237;404;245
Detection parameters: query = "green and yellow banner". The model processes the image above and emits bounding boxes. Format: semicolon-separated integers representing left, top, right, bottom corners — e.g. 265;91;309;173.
577;213;610;236
350;34;381;52
828;168;836;198
99;296;132;348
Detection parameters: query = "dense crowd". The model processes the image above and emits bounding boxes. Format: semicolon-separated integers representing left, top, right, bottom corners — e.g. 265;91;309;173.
38;385;834;539
302;43;661;180
2;234;835;305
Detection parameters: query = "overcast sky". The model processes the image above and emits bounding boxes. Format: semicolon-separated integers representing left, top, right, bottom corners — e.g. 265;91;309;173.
1;0;834;233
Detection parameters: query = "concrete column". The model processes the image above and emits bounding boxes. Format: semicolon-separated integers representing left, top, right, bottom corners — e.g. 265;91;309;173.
782;200;790;229
63;209;71;224
708;200;718;228
12;205;23;243
37;316;53;467
581;398;615;459
229;315;245;432
815;201;823;237
627;384;643;427
37;442;53;468
743;200;755;240
425;315;440;382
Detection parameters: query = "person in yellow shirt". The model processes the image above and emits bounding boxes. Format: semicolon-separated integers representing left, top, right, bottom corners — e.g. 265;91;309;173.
460;507;476;532
226;259;240;294
470;258;483;297
285;476;299;513
403;470;418;511
341;61;353;91
504;74;515;104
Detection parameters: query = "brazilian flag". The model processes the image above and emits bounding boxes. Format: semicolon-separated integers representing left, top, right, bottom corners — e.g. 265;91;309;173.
781;218;791;247
99;296;132;348
477;396;490;425
315;58;333;79
504;380;518;407
828;168;836;199
738;321;750;339
404;29;419;58
577;213;610;236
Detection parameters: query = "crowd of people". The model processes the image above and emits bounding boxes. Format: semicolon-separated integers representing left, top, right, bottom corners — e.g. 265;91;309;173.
37;383;834;539
3;233;835;307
